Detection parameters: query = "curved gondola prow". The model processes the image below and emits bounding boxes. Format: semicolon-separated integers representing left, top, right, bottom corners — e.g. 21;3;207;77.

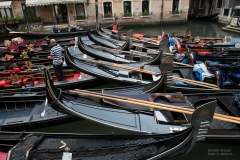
5;22;18;32
77;36;85;53
43;67;59;107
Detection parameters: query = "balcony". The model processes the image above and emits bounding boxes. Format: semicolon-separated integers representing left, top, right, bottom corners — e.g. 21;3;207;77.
140;11;153;18
102;13;116;21
74;15;88;22
121;12;135;19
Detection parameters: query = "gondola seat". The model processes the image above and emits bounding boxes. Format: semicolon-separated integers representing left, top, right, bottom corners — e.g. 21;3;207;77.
118;70;129;78
3;116;31;124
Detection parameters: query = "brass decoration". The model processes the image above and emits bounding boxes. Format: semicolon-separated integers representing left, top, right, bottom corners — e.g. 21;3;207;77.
195;36;200;42
25;61;33;71
10;74;20;86
1;56;6;61
187;31;191;37
20;51;29;59
1;54;14;61
10;63;18;69
20;74;35;87
59;140;70;152
45;36;49;40
28;44;34;52
4;40;11;47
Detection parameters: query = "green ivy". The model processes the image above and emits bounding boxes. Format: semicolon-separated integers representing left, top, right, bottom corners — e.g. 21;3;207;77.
104;11;112;17
0;17;6;22
173;7;179;14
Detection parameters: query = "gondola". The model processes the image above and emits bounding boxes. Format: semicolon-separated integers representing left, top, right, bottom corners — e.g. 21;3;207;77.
188;13;219;21
0;66;106;92
77;36;162;64
96;26;162;50
172;35;240;55
7;29;87;38
44;67;240;144
0;91;78;131
87;29;130;50
0;108;212;160
64;46;172;85
45;65;215;134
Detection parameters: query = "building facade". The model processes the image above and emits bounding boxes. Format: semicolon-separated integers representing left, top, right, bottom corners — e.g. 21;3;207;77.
0;0;190;32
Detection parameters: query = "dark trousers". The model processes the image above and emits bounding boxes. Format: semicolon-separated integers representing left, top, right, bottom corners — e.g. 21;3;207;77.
53;63;64;81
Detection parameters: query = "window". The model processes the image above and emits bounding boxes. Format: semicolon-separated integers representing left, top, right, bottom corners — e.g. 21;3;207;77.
123;1;132;16
172;0;180;14
26;7;36;18
200;0;205;8
75;3;86;19
0;8;12;18
217;0;222;8
142;0;150;15
103;2;113;17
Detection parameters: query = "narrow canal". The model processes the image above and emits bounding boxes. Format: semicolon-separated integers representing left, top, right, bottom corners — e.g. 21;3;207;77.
8;20;240;160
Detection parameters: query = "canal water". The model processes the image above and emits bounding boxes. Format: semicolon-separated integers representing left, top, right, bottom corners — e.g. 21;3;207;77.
4;20;240;159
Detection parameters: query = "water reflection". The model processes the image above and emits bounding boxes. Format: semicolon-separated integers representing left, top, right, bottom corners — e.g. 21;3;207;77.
123;20;240;37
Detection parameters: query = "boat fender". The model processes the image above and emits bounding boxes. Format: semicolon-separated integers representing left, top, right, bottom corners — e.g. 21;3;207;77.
14;68;20;73
0;81;5;87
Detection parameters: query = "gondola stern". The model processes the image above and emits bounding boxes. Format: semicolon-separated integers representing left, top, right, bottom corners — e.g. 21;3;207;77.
185;100;217;153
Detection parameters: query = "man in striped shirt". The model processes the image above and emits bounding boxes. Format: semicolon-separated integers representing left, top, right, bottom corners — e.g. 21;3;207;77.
48;39;64;81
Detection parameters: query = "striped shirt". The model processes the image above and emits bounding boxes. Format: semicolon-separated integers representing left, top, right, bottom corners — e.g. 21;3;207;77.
50;45;63;65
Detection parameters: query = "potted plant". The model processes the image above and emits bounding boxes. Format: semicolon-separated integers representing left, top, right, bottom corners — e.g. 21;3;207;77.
124;10;131;17
29;16;41;22
173;7;179;14
6;16;15;24
0;17;6;24
77;15;86;20
104;11;112;18
142;9;149;15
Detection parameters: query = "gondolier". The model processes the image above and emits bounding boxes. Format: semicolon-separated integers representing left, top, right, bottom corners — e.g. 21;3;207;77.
48;39;64;81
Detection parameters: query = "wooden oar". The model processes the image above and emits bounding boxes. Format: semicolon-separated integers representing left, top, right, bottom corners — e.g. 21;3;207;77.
89;45;153;58
77;57;161;75
170;76;219;89
173;62;193;67
70;89;240;124
127;36;159;44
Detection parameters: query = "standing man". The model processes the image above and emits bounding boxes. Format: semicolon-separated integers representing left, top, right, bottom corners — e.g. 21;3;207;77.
48;39;64;81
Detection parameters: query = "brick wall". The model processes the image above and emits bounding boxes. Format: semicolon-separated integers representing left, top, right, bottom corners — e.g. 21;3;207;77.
8;0;190;31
